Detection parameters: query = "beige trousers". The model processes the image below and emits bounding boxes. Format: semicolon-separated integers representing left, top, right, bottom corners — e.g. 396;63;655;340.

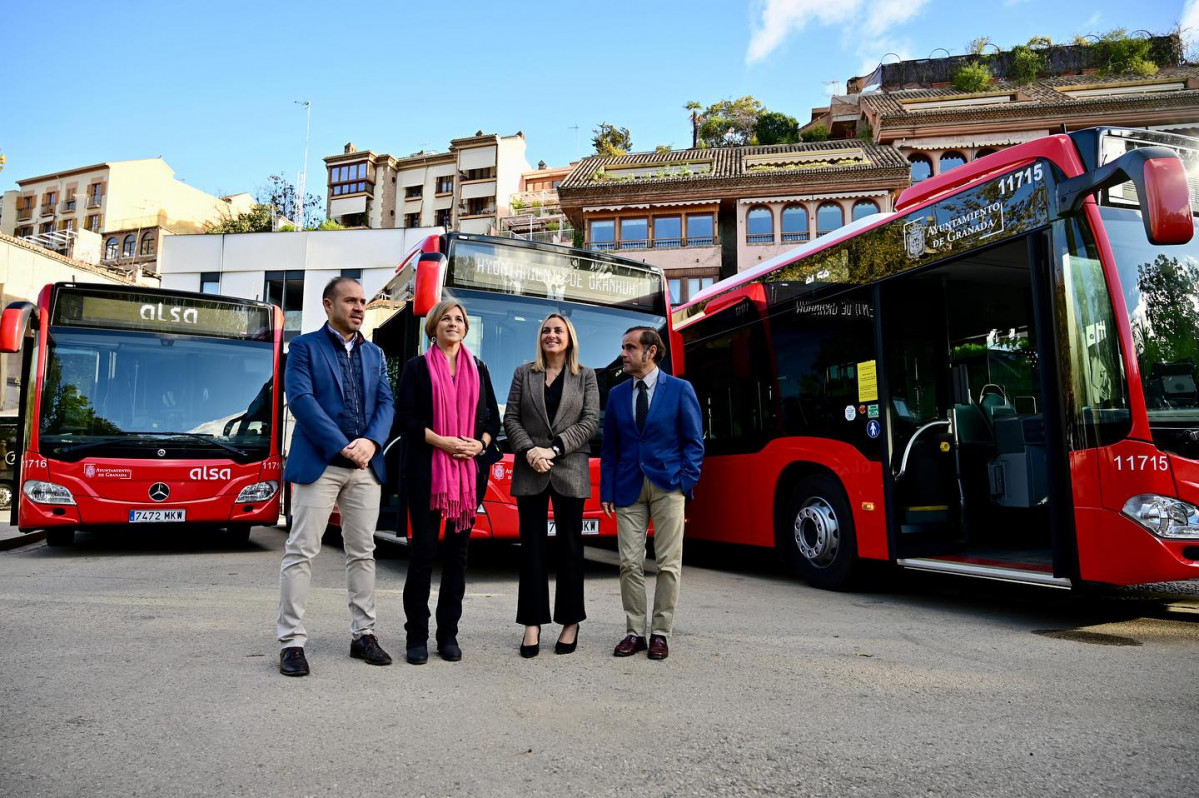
616;476;686;638
277;465;381;648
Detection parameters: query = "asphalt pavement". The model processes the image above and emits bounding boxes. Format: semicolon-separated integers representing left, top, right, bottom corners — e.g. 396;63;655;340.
1;523;1197;797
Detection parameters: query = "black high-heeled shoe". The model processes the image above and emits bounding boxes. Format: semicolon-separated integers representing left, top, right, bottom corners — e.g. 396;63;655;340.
519;625;541;658
554;624;579;655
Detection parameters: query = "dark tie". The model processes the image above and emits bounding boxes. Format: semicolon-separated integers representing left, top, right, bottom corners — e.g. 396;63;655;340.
635;380;648;432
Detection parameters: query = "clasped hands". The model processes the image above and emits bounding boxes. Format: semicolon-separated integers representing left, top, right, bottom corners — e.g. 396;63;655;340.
526;446;556;474
441;435;484;461
340;437;377;469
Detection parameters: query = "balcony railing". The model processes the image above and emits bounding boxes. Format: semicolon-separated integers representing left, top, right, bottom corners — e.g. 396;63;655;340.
746;232;775;245
86;195;103;208
585;236;720;253
16;207;32;221
61;199;77;212
781;231;810;243
40;204;56;217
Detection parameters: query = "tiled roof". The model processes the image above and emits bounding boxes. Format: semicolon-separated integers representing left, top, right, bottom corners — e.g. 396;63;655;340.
860;65;1199;127
0;232;136;284
559;140;909;194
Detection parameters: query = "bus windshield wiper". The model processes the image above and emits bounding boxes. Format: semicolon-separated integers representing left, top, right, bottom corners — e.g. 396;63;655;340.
56;431;248;458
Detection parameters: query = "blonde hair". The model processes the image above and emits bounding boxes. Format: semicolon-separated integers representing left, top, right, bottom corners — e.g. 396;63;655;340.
532;313;581;375
424;299;469;341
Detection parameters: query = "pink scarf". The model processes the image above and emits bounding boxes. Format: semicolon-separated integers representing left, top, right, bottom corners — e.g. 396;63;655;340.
425;343;480;530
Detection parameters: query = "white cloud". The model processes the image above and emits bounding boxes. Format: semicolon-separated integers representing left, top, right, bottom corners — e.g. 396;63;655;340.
1183;0;1199;56
747;0;931;64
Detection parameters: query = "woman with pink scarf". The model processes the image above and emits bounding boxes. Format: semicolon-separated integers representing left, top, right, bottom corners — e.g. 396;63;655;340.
396;299;499;666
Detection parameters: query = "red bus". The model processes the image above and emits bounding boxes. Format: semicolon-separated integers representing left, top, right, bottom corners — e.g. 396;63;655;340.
672;127;1199;590
1;283;284;545
360;233;672;543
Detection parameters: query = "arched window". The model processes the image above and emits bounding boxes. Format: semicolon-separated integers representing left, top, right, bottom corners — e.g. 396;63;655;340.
909;154;932;182
105;237;118;259
746;206;774;245
816;203;843;237
781;205;809;243
976;147;998;159
139;232;155;256
852;200;880;222
940;151;966;173
121;234;135;257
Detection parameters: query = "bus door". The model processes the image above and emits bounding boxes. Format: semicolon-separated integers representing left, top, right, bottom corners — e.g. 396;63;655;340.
882;235;1060;572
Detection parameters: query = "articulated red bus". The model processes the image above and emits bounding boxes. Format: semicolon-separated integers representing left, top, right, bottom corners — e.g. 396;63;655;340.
360;233;672;543
1;283;284;545
672;127;1199;590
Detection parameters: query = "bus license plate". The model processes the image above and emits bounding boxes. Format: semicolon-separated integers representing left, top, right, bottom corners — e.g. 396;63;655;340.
547;519;600;536
129;509;186;523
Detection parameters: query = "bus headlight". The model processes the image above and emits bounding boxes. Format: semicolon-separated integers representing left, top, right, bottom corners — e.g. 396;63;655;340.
1122;494;1199;539
236;481;279;503
23;480;77;505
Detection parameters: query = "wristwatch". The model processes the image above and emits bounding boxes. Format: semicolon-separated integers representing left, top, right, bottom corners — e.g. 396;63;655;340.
551;444;562;457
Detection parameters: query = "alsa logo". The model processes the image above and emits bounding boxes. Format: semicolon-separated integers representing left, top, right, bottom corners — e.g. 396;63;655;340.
189;466;232;481
141;303;199;324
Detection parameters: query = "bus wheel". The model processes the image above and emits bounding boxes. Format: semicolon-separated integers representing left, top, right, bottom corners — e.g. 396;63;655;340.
0;480;12;510
46;528;76;547
780;475;858;590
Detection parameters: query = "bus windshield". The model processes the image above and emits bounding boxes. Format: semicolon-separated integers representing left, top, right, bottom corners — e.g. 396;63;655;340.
429;288;667;449
39;328;275;460
1105;205;1199;456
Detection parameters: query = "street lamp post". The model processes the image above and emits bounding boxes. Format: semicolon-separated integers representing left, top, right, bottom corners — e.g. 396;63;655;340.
295;100;311;230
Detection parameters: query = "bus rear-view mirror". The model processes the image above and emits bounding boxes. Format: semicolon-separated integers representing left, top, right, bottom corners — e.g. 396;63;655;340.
1057;145;1194;246
0;302;38;354
412;251;446;317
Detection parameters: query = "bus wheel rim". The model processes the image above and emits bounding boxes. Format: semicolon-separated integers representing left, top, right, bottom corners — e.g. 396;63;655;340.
794;497;839;568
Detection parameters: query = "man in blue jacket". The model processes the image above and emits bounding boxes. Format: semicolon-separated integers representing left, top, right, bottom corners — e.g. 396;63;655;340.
601;327;703;661
276;276;394;677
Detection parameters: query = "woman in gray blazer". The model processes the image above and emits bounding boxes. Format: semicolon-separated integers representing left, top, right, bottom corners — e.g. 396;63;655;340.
504;313;600;657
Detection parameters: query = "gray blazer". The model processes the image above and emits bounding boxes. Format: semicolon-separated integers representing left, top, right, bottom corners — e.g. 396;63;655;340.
503;362;600;498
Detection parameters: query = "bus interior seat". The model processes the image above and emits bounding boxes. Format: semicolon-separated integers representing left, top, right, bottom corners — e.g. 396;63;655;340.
979;385;1015;427
951;403;991;445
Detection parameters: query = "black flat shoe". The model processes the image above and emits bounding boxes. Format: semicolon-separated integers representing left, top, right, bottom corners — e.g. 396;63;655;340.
554;624;579;655
519;625;541;658
438;637;462;662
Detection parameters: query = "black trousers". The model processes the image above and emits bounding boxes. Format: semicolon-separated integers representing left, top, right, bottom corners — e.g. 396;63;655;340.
403;483;472;645
516;486;586;626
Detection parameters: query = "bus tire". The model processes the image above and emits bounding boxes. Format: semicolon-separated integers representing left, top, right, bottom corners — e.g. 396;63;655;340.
779;474;858;590
46;528;76;547
0;480;12;510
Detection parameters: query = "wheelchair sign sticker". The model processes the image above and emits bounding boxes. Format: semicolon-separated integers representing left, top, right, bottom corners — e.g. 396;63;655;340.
866;420;881;439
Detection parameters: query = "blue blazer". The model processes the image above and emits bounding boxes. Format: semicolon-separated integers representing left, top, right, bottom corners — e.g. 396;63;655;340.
283;328;395;485
600;372;704;507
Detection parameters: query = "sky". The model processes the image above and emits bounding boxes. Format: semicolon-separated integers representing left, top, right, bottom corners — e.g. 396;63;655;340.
0;0;1193;203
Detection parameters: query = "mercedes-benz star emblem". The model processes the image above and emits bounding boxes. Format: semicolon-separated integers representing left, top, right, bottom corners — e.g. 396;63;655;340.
157;449;167;457
149;483;170;502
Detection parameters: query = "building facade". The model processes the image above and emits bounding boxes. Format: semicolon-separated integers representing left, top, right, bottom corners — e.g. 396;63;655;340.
1;158;253;280
323;132;530;235
499;161;577;245
805;35;1199;183
158;227;439;343
557;143;910;305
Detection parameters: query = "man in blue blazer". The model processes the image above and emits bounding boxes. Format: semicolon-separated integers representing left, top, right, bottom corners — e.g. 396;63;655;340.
601;327;703;661
276;276;395;677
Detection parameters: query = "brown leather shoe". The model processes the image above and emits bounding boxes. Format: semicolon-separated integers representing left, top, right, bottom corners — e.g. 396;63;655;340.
648;634;669;660
613;634;647;657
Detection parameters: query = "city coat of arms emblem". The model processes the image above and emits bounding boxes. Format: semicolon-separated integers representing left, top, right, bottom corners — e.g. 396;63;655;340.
904;220;926;259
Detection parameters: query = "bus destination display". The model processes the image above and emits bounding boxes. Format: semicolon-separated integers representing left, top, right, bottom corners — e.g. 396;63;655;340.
51;288;273;340
449;239;664;312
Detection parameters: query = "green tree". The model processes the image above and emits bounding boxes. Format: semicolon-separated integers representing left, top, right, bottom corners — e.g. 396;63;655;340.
755;111;800;145
800;124;829;143
952;62;993;92
0;148;6;173
592;123;632;157
206;204;277;234
698;96;764;147
255;174;324;228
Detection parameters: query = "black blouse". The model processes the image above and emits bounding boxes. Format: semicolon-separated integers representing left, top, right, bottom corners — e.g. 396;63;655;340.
543;369;564;427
